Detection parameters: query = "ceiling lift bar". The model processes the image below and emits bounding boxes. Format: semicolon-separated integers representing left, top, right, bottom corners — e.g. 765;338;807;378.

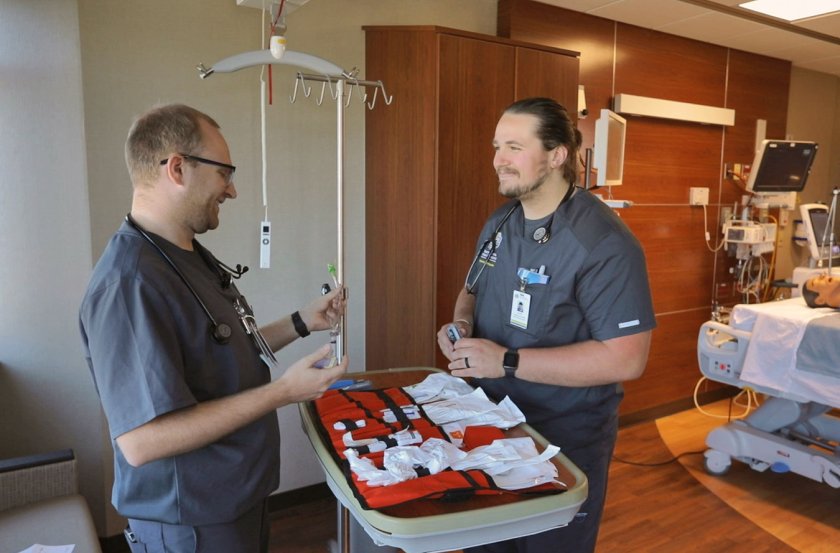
196;49;392;372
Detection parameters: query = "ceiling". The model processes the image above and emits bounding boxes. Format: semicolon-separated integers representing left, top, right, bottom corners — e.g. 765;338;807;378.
535;0;840;78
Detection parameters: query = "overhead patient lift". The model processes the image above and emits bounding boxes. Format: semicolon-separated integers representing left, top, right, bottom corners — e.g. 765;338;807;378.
199;38;392;552
197;45;391;368
697;301;840;488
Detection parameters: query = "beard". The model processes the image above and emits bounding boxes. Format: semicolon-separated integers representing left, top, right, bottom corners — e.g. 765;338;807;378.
498;166;550;200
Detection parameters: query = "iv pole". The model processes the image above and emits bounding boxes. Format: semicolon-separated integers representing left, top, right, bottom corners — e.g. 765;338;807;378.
199;48;392;553
827;187;838;273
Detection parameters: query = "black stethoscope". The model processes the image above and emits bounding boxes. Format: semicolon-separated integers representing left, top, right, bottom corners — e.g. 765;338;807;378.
464;185;578;294
125;213;248;345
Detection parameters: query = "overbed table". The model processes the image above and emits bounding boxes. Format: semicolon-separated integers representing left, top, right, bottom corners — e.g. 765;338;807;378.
299;367;588;553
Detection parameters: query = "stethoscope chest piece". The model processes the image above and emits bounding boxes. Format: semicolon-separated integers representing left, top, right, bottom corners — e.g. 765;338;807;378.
211;322;232;344
532;227;550;244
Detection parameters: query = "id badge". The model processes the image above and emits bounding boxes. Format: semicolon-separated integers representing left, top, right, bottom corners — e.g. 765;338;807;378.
510;289;531;329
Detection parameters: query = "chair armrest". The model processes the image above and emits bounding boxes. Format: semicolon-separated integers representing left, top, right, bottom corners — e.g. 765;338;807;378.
0;449;78;511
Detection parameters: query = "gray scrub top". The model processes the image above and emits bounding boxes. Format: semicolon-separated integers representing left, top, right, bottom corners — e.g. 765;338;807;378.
468;190;656;448
79;222;279;526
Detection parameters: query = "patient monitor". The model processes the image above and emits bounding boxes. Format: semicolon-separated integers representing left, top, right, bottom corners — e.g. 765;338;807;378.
746;140;818;208
799;203;839;264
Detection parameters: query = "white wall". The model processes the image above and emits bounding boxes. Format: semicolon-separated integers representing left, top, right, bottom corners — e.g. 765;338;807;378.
0;0;107;531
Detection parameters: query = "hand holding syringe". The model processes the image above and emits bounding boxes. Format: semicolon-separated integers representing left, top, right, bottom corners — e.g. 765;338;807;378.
316;263;343;368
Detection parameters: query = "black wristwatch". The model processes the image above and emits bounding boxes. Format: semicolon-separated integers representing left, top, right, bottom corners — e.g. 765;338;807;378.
503;348;519;378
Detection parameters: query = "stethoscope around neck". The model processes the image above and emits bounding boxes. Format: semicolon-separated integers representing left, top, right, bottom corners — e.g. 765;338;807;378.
125;213;248;345
464;185;577;294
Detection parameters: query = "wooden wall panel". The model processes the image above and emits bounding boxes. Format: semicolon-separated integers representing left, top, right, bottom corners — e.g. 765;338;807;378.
365;29;439;370
498;0;791;420
621;309;714;414
621;206;715;314
514;47;579;109
721;51;792;207
620;117;722;204
435;35;517;368
498;0;614;160
614;25;728;106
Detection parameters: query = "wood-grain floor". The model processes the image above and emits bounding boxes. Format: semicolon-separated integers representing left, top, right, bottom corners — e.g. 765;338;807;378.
268;408;827;552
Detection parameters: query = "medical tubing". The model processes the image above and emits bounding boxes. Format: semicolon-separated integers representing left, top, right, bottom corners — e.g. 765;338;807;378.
760;215;779;302
692;376;757;419
702;204;726;253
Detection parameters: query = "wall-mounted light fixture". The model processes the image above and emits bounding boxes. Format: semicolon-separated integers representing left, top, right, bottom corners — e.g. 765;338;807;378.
614;93;735;126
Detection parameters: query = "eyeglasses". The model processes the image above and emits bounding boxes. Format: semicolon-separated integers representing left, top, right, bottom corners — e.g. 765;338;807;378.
160;153;236;185
464;202;520;294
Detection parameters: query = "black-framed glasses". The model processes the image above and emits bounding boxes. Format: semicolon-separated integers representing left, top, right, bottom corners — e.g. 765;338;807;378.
160;153;236;185
464;202;520;294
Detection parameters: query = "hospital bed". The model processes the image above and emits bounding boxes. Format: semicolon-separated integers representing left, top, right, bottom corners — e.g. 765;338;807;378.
697;297;840;487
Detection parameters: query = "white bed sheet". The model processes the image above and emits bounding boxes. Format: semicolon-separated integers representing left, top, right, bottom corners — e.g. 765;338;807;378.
731;298;840;405
731;297;840;406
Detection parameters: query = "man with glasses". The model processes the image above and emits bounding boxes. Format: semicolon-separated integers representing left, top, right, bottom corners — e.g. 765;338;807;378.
80;103;347;552
437;97;654;553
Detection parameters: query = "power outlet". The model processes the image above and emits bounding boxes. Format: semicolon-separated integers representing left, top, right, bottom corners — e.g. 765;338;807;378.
690;187;709;206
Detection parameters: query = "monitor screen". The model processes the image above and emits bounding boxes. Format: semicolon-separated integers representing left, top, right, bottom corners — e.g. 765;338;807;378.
593;109;627;188
746;140;818;193
800;203;839;261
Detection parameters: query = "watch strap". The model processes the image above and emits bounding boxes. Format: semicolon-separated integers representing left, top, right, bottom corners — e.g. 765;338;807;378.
503;348;519;377
291;311;310;338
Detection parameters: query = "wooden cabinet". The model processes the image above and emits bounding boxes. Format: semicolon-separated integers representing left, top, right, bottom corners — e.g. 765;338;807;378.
364;26;579;371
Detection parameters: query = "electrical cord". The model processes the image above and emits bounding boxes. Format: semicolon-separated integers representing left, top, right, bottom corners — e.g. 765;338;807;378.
612;449;705;467
612;377;761;467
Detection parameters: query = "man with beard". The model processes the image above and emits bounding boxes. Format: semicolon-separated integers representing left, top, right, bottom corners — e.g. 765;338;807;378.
80;104;347;552
436;97;655;553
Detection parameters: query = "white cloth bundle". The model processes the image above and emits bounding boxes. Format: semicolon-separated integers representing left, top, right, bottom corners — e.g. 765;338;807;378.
420;387;526;429
450;437;561;490
403;372;475;404
344;436;559;490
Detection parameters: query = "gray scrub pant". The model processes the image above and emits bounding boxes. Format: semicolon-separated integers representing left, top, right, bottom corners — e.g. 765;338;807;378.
125;500;269;553
464;416;618;553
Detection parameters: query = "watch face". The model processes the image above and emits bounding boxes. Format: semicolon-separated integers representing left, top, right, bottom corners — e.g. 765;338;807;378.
503;350;519;369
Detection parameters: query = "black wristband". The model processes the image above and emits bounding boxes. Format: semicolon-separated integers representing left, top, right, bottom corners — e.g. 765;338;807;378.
291;311;310;338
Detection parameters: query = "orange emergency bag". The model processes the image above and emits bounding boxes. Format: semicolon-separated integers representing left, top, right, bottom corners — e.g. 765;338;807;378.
313;386;564;510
